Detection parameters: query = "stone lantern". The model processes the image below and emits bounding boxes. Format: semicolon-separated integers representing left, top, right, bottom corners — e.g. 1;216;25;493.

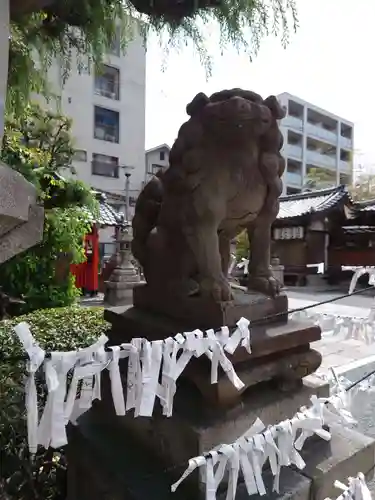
104;223;141;306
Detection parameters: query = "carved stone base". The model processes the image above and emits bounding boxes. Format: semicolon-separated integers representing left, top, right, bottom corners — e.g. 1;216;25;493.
104;278;144;307
104;304;322;406
67;377;331;500
132;284;288;329
185;346;322;407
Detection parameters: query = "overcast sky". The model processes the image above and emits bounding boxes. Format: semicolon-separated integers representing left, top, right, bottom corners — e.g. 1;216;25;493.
145;0;375;171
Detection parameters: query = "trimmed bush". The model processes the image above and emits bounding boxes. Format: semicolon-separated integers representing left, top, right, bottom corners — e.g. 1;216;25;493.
0;305;108;499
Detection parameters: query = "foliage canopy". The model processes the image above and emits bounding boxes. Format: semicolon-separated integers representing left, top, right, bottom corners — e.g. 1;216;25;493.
351;173;375;202
8;0;298;110
0;103;98;312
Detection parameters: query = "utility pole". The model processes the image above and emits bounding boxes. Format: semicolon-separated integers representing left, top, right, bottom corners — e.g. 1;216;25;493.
125;172;131;222
120;165;134;221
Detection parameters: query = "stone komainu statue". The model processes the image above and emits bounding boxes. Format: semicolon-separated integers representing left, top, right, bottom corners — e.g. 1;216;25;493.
132;89;286;302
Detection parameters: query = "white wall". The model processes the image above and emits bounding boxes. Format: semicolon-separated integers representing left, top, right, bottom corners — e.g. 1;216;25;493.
50;28;146;196
145;145;170;182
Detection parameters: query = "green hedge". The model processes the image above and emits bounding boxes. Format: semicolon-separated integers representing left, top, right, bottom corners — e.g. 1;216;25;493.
0;305;108;499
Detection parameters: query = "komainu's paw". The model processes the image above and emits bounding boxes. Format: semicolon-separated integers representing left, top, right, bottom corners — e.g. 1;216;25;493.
200;276;233;302
247;275;281;297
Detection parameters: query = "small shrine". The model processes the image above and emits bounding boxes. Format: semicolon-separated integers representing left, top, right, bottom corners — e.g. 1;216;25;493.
70;193;122;296
272;185;354;285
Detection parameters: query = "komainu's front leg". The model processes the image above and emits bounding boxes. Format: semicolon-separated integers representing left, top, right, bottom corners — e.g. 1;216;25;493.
246;215;281;297
218;231;231;277
184;225;232;302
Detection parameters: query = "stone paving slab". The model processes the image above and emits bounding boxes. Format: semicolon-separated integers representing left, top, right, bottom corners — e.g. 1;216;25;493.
288;296;370;318
288;296;375;377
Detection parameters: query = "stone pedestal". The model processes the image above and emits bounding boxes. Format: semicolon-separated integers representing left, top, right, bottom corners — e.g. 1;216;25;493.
67;377;375;500
105;304;321;407
132;285;288;329
104;224;143;306
99;375;330;469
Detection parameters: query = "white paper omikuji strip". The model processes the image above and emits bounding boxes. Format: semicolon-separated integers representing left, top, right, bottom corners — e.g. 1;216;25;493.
324;473;372;500
14;318;251;454
171;392;354;500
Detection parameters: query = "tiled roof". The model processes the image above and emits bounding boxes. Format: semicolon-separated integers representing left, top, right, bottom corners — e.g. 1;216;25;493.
342;225;375;234
97;200;122;226
85;192;123;226
277;185;349;220
354;199;375;212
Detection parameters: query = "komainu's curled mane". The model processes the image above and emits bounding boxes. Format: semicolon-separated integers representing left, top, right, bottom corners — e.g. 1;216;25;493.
132;88;286;302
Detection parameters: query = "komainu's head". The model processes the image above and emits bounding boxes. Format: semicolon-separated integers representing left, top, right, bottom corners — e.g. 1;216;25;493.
184;89;283;144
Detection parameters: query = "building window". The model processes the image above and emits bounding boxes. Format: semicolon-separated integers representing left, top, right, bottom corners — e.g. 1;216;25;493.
73;149;87;162
92;153;119;178
288;100;303;119
340;149;351;162
94;106;119;143
109;28;120;56
94;65;120;100
341;123;353;140
148;163;164;176
160;151;165;161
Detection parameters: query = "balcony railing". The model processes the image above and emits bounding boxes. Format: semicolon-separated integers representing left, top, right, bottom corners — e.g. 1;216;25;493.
285;171;302;187
91;160;119;178
340;136;353;149
306;123;338;145
283;115;303;132
340;160;352;173
284;144;303;160
94;125;119;143
306;150;337;169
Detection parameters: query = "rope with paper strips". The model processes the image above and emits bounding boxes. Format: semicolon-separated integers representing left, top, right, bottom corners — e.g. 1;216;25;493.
14;317;251;454
170;391;356;500
287;269;375;344
325;473;372;500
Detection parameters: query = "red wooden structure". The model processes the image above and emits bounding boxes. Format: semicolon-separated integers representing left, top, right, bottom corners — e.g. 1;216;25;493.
70;225;100;294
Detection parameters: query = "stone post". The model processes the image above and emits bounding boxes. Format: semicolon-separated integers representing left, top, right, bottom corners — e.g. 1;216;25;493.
104;223;142;306
271;256;284;286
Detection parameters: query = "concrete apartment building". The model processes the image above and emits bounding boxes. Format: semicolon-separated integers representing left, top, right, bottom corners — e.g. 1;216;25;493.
51;29;146;215
46;28;146;254
145;144;170;183
277;92;354;195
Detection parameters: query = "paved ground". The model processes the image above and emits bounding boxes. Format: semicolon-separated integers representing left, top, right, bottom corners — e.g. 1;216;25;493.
287;288;375;376
283;287;375;491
